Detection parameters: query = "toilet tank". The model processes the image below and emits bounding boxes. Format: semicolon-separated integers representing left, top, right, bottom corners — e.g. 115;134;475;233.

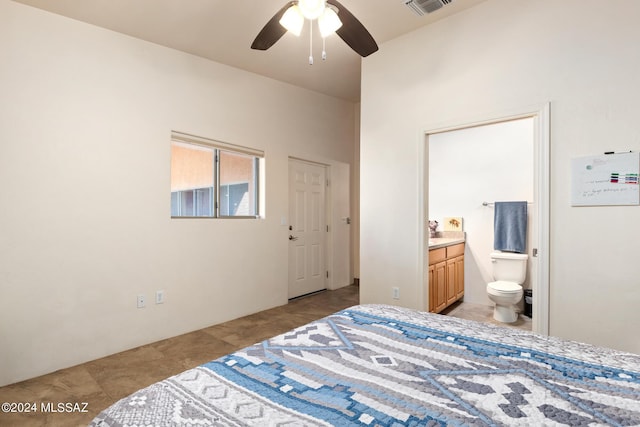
490;252;528;283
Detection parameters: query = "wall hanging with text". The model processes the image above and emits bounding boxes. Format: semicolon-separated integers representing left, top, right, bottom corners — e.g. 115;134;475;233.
571;151;639;206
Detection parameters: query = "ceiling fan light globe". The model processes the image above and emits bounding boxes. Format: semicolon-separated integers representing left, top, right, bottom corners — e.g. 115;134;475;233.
298;0;326;20
318;7;342;37
279;5;304;36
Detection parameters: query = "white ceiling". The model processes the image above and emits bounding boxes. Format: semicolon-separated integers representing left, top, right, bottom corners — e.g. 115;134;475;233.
12;0;486;102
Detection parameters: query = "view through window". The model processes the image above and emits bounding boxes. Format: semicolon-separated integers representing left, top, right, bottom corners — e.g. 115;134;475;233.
170;134;262;218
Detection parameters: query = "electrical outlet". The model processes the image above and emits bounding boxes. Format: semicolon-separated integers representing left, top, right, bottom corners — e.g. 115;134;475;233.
156;290;165;304
137;294;146;308
392;287;400;300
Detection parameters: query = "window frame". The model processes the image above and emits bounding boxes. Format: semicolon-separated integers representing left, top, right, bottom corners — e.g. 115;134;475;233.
170;131;263;219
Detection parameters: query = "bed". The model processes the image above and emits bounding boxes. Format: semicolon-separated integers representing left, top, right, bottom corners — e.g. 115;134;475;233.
89;304;640;426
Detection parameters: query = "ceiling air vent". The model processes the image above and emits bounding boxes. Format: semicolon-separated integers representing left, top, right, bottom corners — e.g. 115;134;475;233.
403;0;453;16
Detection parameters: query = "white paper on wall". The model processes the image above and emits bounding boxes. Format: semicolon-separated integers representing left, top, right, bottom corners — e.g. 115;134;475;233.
571;152;639;206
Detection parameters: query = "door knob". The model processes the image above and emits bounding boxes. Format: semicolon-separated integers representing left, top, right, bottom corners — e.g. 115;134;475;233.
289;235;298;241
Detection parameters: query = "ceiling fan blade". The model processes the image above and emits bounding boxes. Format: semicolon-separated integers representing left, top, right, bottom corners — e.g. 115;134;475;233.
327;0;378;57
251;1;296;51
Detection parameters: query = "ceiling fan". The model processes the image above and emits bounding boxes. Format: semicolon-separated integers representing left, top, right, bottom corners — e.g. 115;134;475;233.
251;0;378;62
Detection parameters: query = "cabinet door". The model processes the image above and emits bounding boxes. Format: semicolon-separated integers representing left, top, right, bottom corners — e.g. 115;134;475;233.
434;261;447;313
428;264;435;312
455;255;465;299
445;258;457;305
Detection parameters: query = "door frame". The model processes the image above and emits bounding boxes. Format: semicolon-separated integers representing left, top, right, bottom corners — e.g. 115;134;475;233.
420;103;550;335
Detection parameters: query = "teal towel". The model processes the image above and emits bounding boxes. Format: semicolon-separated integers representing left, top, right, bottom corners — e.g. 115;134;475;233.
494;201;527;253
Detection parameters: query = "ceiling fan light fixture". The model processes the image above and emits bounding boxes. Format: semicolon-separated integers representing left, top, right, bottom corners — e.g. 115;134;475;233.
297;0;326;20
318;6;342;37
279;5;304;36
252;0;378;58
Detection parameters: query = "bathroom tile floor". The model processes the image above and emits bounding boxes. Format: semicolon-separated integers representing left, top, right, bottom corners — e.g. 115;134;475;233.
0;285;530;427
442;300;533;331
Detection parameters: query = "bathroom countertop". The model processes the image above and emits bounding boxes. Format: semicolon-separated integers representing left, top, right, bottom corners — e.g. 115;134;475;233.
428;231;465;249
428;237;465;249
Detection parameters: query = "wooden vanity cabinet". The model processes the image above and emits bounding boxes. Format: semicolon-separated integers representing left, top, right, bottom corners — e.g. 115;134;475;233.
429;261;447;313
454;255;464;300
428;243;464;313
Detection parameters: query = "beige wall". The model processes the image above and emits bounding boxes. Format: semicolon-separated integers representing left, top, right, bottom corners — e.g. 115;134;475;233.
0;1;355;386
360;0;640;354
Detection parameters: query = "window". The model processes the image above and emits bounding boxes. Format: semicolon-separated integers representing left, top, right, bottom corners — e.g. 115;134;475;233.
170;132;263;218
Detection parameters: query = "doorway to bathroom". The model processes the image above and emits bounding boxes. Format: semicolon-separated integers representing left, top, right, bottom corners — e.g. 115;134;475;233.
422;105;550;335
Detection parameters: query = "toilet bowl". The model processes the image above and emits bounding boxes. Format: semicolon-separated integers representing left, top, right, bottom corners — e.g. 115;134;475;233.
487;281;523;323
487;252;528;323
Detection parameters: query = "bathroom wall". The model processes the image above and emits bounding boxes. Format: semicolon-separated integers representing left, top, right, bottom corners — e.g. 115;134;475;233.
429;119;534;307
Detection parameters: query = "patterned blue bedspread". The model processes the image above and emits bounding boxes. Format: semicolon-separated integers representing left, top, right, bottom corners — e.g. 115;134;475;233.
90;304;640;426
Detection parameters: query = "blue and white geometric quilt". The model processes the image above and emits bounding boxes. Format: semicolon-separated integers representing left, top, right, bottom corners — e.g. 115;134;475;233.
90;304;640;426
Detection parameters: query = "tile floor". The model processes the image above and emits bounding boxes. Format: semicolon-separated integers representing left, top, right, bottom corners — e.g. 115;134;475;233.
442;300;533;331
0;286;359;427
0;285;530;427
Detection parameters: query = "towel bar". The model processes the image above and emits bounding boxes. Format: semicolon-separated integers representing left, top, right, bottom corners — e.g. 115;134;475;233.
483;201;532;207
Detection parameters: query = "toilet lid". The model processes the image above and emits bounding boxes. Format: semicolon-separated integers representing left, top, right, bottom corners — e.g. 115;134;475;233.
488;281;522;292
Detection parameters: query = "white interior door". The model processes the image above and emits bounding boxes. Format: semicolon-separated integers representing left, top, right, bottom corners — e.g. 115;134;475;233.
288;159;327;299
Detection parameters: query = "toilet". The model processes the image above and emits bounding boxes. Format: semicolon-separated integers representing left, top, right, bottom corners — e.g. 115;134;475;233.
486;252;528;323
